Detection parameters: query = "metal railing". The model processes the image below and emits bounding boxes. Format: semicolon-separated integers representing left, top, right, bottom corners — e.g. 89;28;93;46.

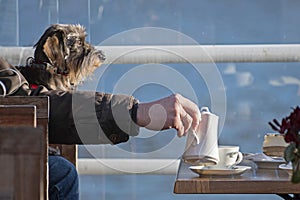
1;44;300;66
78;158;180;175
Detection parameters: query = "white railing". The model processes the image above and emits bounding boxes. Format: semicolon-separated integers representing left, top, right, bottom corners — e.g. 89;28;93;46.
1;44;300;175
78;159;180;175
100;44;300;64
1;44;300;65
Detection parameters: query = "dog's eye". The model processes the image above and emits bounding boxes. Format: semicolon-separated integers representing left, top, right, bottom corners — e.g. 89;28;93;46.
66;36;82;46
67;36;76;46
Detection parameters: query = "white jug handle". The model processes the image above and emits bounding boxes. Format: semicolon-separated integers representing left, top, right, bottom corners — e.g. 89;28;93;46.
235;152;243;165
0;80;6;97
192;130;200;145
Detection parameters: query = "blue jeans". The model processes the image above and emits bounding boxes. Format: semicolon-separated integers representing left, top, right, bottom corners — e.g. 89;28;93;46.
49;155;79;200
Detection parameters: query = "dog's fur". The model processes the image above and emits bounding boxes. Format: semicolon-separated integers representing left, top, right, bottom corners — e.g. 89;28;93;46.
18;24;105;90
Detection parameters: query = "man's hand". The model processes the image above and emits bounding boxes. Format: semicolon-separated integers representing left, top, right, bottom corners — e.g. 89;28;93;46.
136;94;201;137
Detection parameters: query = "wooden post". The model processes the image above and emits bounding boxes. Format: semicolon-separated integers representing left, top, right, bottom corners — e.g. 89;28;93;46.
0;96;49;200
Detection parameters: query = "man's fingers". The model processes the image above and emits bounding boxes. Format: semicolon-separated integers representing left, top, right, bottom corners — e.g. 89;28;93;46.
174;105;193;137
174;116;184;137
180;110;193;135
177;124;185;137
177;95;201;131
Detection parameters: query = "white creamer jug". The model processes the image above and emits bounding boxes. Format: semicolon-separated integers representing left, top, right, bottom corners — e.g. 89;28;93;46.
182;107;219;165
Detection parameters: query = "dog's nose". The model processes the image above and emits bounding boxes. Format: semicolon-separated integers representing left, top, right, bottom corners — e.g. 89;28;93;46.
97;50;106;62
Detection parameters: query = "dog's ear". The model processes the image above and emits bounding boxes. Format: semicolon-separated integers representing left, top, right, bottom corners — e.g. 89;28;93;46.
34;24;68;72
42;33;67;72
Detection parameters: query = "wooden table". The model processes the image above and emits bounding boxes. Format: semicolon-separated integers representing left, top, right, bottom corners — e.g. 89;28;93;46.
174;160;300;199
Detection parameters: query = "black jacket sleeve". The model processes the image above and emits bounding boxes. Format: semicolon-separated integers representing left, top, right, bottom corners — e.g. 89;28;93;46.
42;90;140;144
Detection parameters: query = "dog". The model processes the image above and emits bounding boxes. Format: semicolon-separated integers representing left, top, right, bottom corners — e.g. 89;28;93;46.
17;24;106;91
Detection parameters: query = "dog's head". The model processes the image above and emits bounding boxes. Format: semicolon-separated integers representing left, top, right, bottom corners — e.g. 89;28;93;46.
34;24;105;86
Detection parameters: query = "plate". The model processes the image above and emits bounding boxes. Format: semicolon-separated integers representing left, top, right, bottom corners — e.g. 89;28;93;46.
253;159;285;169
244;153;285;169
279;163;292;176
189;165;251;176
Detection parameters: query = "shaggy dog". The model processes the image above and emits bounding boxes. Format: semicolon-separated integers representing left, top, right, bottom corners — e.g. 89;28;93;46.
17;24;105;91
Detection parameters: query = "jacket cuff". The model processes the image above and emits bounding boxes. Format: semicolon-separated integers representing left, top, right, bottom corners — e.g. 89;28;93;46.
95;93;140;144
109;94;140;137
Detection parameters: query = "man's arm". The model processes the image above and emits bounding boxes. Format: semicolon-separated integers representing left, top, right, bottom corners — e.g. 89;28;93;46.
42;90;139;145
137;94;201;137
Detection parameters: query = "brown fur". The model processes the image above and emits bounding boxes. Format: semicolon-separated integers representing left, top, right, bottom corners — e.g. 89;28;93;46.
18;24;105;90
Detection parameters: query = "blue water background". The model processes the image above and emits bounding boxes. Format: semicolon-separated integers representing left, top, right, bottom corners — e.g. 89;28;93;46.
1;0;300;199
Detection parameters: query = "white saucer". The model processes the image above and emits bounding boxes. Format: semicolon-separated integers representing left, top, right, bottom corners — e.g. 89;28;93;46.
244;153;285;169
189;165;251;176
253;159;285;169
279;163;292;175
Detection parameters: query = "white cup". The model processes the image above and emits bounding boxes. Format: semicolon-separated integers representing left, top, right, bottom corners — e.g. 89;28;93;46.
212;145;243;168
